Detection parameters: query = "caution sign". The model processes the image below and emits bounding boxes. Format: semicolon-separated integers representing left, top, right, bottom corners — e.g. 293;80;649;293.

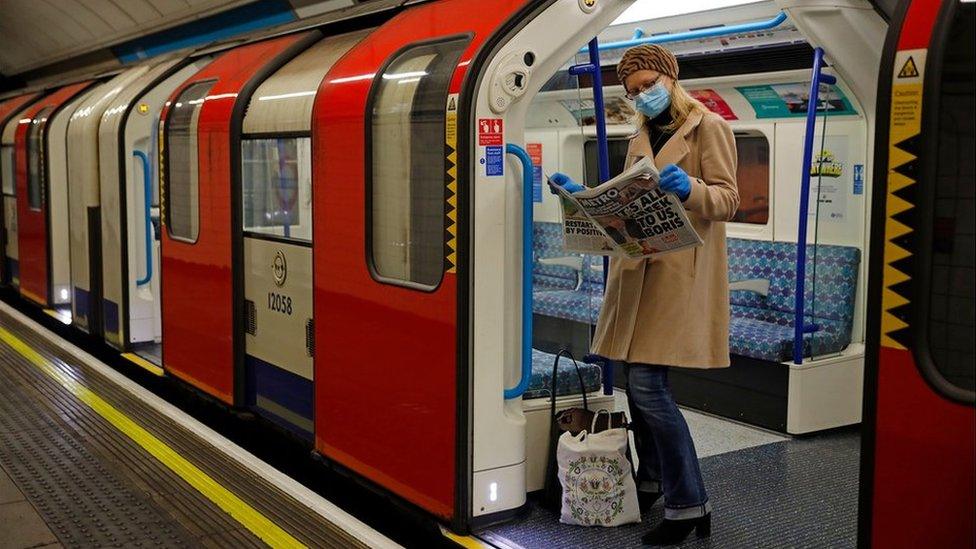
897;56;920;79
881;49;926;350
444;93;459;274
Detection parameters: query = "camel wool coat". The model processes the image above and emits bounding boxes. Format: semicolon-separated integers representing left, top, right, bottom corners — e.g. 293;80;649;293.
590;109;739;368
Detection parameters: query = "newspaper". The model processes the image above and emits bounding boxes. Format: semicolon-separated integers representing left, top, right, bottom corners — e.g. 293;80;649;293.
549;157;703;258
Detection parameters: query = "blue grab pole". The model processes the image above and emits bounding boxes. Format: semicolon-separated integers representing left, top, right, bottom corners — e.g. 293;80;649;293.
505;143;534;399
133;150;153;287
569;38;613;394
583;11;788;53
793;47;835;364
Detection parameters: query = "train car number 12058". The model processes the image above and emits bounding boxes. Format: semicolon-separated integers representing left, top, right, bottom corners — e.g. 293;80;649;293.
268;292;293;315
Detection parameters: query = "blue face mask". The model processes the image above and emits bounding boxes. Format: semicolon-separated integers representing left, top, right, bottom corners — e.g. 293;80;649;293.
635;82;671;119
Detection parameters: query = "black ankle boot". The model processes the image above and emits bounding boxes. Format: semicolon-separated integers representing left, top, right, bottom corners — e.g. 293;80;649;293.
641;513;711;546
637;491;663;514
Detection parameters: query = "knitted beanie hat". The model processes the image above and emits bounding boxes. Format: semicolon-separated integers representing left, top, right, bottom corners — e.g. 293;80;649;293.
616;44;679;84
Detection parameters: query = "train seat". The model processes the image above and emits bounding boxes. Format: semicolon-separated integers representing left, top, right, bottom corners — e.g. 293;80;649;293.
532;222;603;325
727;238;861;362
523;348;603;400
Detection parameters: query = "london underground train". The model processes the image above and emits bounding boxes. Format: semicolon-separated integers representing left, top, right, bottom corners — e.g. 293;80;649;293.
0;0;971;545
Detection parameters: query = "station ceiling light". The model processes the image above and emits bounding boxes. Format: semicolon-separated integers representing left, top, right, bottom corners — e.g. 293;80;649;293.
612;0;766;25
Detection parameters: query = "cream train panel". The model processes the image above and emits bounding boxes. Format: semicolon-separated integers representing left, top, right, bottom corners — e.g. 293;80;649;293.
243;239;314;380
46;87;100;305
242;29;370;135
1;106;30;284
98;58;212;350
66;64;152;332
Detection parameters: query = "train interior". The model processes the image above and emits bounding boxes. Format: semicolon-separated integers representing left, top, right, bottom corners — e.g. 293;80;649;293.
0;0;972;545
469;0;886;544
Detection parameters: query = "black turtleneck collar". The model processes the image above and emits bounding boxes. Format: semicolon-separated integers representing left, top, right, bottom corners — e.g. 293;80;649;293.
646;109;675;155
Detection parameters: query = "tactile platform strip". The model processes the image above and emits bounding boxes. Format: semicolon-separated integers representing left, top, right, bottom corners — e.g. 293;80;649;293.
0;356;197;547
0;309;371;548
484;430;860;548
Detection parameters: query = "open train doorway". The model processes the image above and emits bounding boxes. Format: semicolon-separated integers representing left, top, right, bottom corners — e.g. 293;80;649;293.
458;0;954;545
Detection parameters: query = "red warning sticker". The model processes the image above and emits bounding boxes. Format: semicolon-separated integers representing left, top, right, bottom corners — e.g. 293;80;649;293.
527;142;542;165
478;118;503;146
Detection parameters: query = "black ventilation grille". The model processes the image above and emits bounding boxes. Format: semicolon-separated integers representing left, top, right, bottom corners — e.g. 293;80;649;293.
245;300;256;336
305;318;314;358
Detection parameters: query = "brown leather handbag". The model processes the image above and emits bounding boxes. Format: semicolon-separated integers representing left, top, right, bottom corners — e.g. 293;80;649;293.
541;350;629;510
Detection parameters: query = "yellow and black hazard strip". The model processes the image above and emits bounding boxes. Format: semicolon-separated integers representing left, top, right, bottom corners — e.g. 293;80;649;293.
881;48;927;350
445;93;459;274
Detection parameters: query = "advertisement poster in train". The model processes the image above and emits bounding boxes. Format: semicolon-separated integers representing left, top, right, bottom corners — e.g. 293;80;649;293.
688;89;738;120
559;97;635;126
736;82;857;118
808;136;850;222
528;143;543;202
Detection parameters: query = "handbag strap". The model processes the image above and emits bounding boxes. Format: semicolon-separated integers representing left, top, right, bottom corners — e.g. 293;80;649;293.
549;349;589;423
590;409;610;433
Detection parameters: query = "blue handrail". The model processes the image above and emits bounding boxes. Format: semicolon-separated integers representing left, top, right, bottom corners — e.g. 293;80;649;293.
133;150;153;287
568;37;614;395
505;143;534;400
582;11;788;53
793;47;836;365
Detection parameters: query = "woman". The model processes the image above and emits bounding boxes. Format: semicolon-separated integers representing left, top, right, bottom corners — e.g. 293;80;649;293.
551;44;738;545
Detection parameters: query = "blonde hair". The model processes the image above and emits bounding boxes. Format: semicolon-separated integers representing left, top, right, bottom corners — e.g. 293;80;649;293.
635;79;707;133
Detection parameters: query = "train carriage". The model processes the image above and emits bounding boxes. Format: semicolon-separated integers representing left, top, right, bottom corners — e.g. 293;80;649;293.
237;28;372;440
98;55;214;353
0;0;971;546
0;91;40;286
158;30;321;405
14;80;96;307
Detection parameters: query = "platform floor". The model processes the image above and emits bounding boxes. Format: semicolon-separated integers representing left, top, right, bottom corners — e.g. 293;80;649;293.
0;304;396;549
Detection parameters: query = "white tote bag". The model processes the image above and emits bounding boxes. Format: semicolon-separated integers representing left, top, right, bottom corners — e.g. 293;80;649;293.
557;410;640;526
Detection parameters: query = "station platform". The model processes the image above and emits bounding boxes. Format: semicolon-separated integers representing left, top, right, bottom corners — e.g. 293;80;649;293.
0;303;398;549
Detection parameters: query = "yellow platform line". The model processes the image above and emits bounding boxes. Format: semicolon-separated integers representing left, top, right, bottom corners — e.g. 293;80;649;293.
0;325;306;549
121;352;165;377
439;526;495;548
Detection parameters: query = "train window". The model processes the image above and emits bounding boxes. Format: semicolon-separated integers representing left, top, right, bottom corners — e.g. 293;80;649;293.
368;37;469;288
583;139;630;186
26;107;52;211
1;146;13;195
164;81;215;243
923;2;975;397
732;133;770;225
241;137;312;242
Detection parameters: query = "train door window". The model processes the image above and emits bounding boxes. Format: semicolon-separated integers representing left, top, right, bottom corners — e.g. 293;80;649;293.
368;37;469;288
164;81;214;243
26;107;53;211
583;138;630;186
241;137;312;242
731;132;770;225
923;1;974;396
1;145;13;195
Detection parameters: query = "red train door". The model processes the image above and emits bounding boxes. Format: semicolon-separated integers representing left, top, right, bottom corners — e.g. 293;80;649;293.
312;0;524;528
160;33;316;404
860;1;975;547
0;93;38;286
16;82;92;306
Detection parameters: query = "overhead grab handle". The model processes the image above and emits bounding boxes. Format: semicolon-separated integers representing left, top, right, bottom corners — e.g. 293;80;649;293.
504;143;534;400
582;11;789;53
133;150;153;287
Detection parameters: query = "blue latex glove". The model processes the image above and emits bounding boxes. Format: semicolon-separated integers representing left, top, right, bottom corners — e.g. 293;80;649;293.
659;164;692;201
549;172;585;194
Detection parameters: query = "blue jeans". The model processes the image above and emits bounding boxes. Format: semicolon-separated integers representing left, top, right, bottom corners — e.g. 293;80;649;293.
626;363;711;519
